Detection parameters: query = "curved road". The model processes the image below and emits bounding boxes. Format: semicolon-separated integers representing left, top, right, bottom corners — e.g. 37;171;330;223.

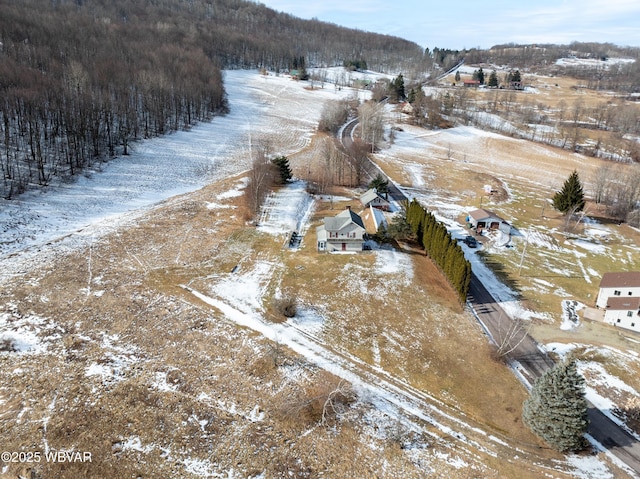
340;118;640;476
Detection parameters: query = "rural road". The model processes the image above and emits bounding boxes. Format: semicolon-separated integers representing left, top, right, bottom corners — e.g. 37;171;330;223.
340;117;640;475
469;274;640;475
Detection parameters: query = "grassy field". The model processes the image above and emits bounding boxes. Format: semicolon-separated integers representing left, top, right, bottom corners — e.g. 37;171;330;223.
1;67;638;478
1;169;600;478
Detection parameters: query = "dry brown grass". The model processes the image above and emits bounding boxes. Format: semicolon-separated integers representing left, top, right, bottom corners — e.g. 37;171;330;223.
3;88;627;477
0;169;576;478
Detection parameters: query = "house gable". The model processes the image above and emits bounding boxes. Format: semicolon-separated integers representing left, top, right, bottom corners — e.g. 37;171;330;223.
317;208;366;252
359;188;390;211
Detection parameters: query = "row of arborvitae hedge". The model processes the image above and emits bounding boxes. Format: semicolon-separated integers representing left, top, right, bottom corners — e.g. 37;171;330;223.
406;199;472;301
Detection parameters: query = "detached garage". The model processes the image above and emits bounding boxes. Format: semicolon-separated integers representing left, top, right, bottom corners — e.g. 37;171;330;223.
467;208;511;235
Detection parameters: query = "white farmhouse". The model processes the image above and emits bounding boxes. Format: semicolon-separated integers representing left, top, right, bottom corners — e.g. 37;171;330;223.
317;207;366;252
603;297;640;330
596;272;640;308
596;272;640;332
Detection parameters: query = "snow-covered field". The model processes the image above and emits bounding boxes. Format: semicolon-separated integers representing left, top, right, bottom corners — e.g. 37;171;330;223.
2;67;640;478
0;70;358;283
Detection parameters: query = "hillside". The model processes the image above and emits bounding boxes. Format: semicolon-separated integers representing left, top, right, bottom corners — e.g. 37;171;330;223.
1;68;638;478
0;0;428;199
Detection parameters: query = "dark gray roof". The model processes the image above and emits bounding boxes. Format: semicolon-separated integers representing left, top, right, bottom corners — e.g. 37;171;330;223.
324;209;365;231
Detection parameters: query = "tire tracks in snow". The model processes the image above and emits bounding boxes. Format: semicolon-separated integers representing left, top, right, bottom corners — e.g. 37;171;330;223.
182;285;566;474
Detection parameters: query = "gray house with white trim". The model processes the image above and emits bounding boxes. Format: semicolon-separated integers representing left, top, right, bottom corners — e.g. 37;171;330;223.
360;188;390;211
317;208;366;252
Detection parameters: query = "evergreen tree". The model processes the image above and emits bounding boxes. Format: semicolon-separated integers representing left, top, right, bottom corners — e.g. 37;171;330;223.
488;70;499;88
271;155;292;183
407;88;416;104
522;359;589;452
552;170;586;214
473;67;485;84
454;70;461;83
389;74;405;102
368;173;389;194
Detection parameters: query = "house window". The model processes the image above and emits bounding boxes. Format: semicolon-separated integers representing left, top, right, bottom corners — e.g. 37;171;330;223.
617;319;621;323
628;311;634;317
614;290;621;296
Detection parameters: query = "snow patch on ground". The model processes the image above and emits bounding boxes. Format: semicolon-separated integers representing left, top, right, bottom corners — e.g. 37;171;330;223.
211;261;275;314
560;300;584;331
257;180;315;240
0;310;59;354
374;248;414;282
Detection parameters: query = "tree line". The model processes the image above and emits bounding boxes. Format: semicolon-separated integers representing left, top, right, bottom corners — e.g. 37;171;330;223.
0;0;429;199
405;199;472;301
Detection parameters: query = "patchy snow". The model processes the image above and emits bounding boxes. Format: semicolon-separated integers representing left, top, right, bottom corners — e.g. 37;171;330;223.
555;57;636;69
257;180;315;240
560;300;584;331
0;310;58;354
216;178;249;200
183;283;496;460
569;238;607;254
288;307;325;337
151;372;178;392
0;70;355;282
211;261;275;314
374;248;414;281
121;436;154;454
565;453;616;479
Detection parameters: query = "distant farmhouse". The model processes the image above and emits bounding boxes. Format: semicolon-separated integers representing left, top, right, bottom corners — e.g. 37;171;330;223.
317;207;366;252
467;208;511;235
596;272;640;332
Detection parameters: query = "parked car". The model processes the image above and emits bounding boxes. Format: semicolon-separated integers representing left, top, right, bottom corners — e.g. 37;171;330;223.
464;235;478;248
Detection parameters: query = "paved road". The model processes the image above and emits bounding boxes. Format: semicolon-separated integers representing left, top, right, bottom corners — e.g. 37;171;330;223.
339;119;640;474
469;274;640;475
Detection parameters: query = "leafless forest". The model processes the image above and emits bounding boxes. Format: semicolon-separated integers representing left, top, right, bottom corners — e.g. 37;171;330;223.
0;0;428;199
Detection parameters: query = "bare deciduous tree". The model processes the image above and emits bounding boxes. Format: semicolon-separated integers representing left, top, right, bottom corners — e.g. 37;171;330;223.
357;101;385;149
245;141;276;221
494;314;532;359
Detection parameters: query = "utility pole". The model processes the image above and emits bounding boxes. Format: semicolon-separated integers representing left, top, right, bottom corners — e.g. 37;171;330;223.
518;234;529;276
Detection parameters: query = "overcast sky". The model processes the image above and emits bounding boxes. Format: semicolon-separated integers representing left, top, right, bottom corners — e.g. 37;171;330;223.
257;0;640;51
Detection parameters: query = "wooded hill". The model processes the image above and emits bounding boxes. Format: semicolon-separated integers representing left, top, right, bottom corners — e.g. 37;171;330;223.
0;0;427;198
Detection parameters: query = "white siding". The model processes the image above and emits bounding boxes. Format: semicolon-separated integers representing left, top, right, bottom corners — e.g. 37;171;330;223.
597;286;640;308
605;309;640;332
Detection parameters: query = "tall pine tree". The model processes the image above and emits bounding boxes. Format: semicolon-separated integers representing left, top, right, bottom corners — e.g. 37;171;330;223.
552;170;586;214
522;359;588;452
271;155;292;184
